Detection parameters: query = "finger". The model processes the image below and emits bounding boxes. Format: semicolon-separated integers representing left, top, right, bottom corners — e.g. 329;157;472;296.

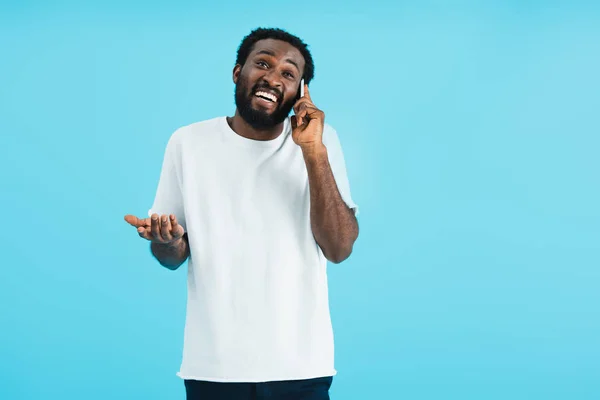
124;214;147;228
305;107;324;121
304;82;311;102
297;101;314;114
295;109;309;128
140;229;151;241
293;97;315;114
169;214;179;231
170;214;184;239
294;102;319;120
150;214;161;240
297;105;322;125
137;225;153;241
160;214;172;241
291;115;298;130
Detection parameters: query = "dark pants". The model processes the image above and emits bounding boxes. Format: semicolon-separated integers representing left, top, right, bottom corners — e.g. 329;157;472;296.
184;376;333;400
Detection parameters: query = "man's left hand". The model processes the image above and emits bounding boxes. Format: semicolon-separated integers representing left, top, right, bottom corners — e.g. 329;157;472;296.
291;82;325;150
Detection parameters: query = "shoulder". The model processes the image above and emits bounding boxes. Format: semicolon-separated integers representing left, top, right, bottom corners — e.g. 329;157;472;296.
170;116;223;141
322;122;342;149
166;117;224;147
323;122;337;136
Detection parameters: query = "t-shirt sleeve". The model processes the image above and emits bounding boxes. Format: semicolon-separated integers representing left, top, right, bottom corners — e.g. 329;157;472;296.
322;124;359;217
147;131;187;231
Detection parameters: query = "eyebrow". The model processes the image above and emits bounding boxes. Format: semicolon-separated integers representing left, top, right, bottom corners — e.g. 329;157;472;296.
254;49;300;73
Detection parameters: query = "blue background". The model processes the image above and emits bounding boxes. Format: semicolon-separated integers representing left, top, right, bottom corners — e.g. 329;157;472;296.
1;1;599;399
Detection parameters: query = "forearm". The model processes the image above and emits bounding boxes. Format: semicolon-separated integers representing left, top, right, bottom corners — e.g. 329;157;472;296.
303;144;359;263
150;234;190;270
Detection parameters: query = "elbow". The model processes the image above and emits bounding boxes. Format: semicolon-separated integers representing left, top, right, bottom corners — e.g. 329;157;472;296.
328;254;348;264
329;228;359;264
156;257;186;270
325;243;355;264
317;225;359;264
161;262;184;271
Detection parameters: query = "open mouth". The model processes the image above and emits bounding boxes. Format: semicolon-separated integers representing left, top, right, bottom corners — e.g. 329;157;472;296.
254;90;279;104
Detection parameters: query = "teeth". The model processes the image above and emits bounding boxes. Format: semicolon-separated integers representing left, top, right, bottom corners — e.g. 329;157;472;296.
256;91;277;102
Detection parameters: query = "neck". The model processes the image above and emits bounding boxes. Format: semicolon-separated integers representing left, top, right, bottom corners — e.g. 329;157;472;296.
227;110;285;141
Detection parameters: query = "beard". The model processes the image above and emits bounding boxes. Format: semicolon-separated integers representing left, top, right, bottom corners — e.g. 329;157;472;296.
235;78;296;130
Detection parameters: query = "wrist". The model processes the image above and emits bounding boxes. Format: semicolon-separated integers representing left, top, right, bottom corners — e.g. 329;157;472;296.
301;142;327;159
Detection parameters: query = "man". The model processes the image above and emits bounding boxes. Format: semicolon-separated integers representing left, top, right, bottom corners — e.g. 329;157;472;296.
124;27;359;400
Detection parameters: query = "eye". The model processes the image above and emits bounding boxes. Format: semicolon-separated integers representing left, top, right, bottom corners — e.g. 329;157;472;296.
256;61;269;68
283;71;295;79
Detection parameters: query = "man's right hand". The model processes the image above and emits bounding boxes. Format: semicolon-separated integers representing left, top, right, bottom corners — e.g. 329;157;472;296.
124;213;185;245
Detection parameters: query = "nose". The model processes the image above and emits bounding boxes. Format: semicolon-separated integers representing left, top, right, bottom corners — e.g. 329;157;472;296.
261;69;282;89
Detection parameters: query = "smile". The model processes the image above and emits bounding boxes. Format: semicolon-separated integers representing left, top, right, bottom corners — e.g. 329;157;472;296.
255;91;278;103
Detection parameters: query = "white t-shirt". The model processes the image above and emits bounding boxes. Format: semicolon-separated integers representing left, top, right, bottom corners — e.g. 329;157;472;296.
148;116;358;383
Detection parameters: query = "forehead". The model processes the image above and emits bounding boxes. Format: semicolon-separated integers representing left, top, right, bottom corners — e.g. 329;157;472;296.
249;39;305;68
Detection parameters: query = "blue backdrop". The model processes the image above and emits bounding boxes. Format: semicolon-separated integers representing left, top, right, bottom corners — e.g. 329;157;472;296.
1;1;599;399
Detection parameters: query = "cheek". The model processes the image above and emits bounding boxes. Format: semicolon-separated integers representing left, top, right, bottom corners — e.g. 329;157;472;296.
283;92;297;107
243;68;261;84
289;88;300;102
286;86;298;100
239;76;255;95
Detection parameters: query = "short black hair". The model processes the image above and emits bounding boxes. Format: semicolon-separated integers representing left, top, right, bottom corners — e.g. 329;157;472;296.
235;27;315;85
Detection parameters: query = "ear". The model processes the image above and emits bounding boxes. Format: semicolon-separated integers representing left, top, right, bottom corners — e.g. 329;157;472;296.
232;64;242;84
